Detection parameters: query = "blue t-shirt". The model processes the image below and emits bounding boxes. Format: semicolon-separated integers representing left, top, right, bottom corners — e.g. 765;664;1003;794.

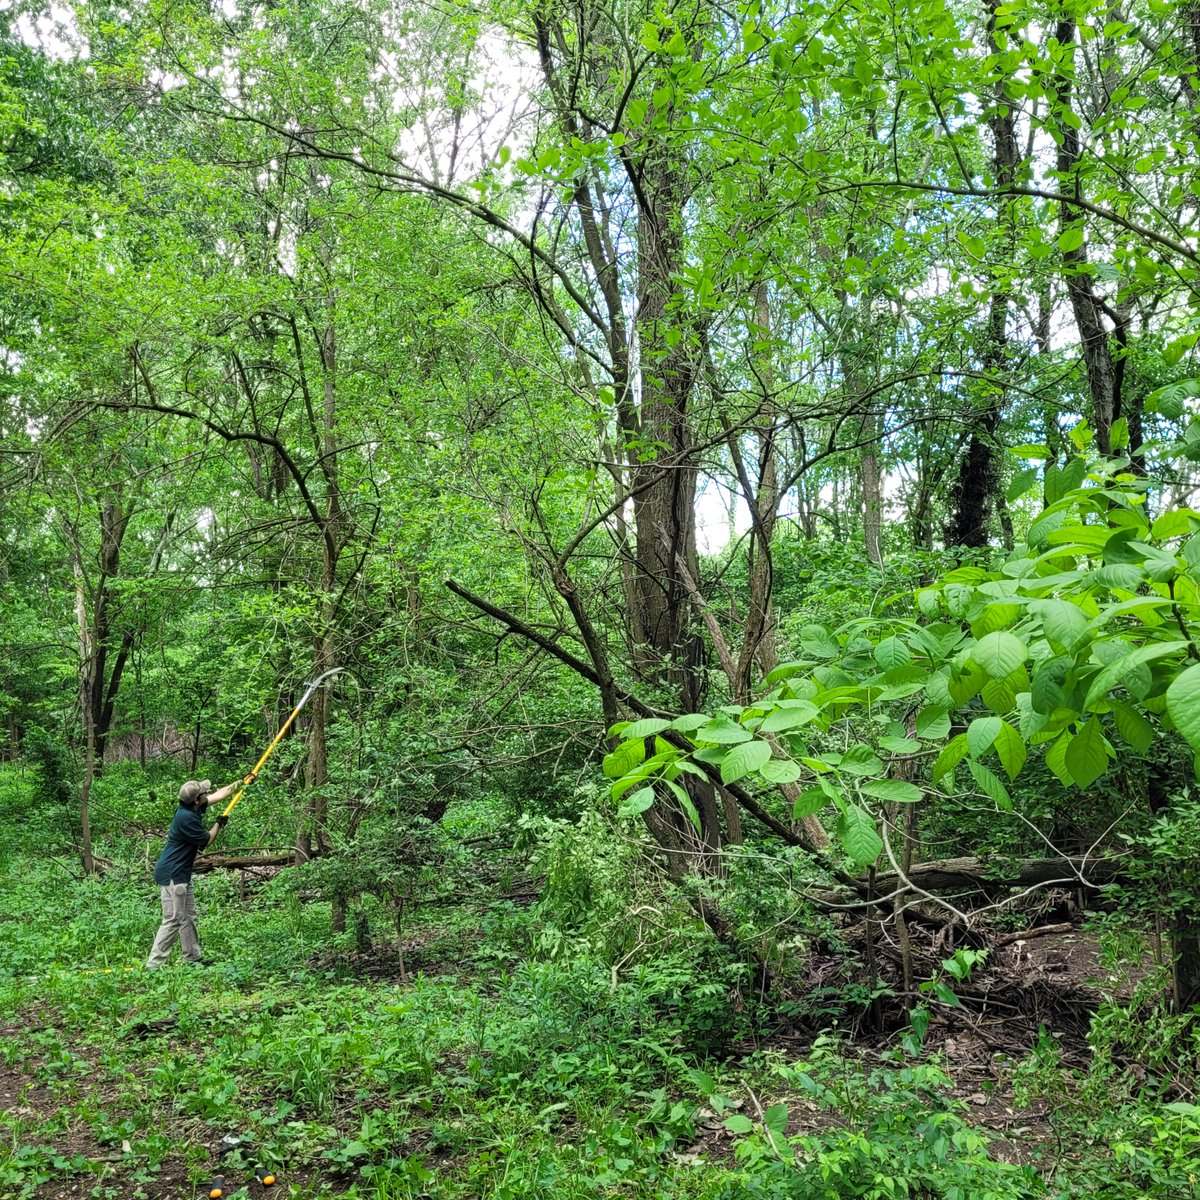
153;805;210;885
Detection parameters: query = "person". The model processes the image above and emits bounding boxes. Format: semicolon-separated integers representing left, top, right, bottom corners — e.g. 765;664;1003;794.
146;776;249;968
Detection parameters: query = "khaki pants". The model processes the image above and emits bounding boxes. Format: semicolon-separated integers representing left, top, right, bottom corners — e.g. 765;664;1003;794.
146;882;201;967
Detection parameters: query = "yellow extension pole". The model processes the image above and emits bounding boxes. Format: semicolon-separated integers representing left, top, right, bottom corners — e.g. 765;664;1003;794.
221;668;346;817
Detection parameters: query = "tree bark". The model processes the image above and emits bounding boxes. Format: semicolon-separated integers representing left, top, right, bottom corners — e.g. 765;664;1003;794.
1054;17;1118;454
72;550;95;876
860;430;884;565
296;186;343;865
945;0;1017;549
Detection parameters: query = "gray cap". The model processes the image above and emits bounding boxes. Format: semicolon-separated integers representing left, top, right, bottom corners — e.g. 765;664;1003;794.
179;779;213;806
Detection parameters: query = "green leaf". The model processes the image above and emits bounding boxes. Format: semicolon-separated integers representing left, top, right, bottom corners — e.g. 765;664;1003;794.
1034;600;1089;651
959;231;986;259
1151;509;1198;540
947;659;987;705
1031;660;1067;715
994;720;1028;780
1092;563;1145;590
759;700;819;732
968;761;1012;808
874;636;911;670
1164;334;1197;368
860;779;922;803
967;716;1002;757
981;671;1021;714
916;588;940;617
934;981;963;1008
603;739;645;779
839;744;884;776
801;625;839;658
617;787;655;818
792;786;830;819
760;758;803;784
932;734;969;783
662;778;702;833
695;718;753;744
764;1102;789;1136
1007;466;1039;501
972;631;1028;679
620;717;672;739
720;739;772;783
611;769;654;800
761;661;813;685
1064;717;1110;788
916;706;951;740
972;603;1021;637
670;712;711;733
1084;641;1188;706
725;1114;754;1134
1058;226;1085;253
1046;732;1073;785
1028;509;1067;546
837;804;883;866
1166;662;1200;755
1109;699;1153;754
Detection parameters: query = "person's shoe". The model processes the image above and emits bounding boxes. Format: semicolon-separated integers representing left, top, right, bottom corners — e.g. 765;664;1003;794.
184;957;215;967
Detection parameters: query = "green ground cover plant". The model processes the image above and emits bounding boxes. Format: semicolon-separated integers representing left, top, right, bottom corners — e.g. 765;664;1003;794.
2;780;1196;1200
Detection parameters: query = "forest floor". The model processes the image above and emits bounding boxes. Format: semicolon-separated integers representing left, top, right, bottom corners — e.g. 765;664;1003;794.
2;803;1197;1198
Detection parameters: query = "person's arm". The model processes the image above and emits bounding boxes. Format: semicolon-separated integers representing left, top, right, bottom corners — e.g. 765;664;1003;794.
200;781;239;848
200;775;257;848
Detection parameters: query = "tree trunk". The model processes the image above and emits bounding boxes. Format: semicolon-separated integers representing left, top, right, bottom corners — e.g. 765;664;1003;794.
1054;17;1118;454
72;552;95;875
297;191;343;864
860;433;884;565
945;0;1016;549
626;102;723;871
1147;756;1200;1011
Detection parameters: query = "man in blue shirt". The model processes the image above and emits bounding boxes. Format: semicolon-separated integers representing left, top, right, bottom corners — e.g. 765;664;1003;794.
146;778;238;967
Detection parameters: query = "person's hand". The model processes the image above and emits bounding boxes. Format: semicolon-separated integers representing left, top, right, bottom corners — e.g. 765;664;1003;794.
243;772;257;785
214;815;229;829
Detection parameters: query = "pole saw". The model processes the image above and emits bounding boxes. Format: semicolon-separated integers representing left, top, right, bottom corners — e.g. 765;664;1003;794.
221;668;347;818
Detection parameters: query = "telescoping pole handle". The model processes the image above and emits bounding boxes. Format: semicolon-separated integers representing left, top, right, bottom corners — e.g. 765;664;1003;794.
220;669;344;817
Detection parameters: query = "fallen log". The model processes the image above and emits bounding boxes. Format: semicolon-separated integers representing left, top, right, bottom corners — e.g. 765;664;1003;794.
804;856;1127;916
996;922;1076;946
870;855;1126;895
192;853;294;873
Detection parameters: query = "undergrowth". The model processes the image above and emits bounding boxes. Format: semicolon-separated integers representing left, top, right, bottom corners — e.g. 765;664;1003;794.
0;765;1196;1198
